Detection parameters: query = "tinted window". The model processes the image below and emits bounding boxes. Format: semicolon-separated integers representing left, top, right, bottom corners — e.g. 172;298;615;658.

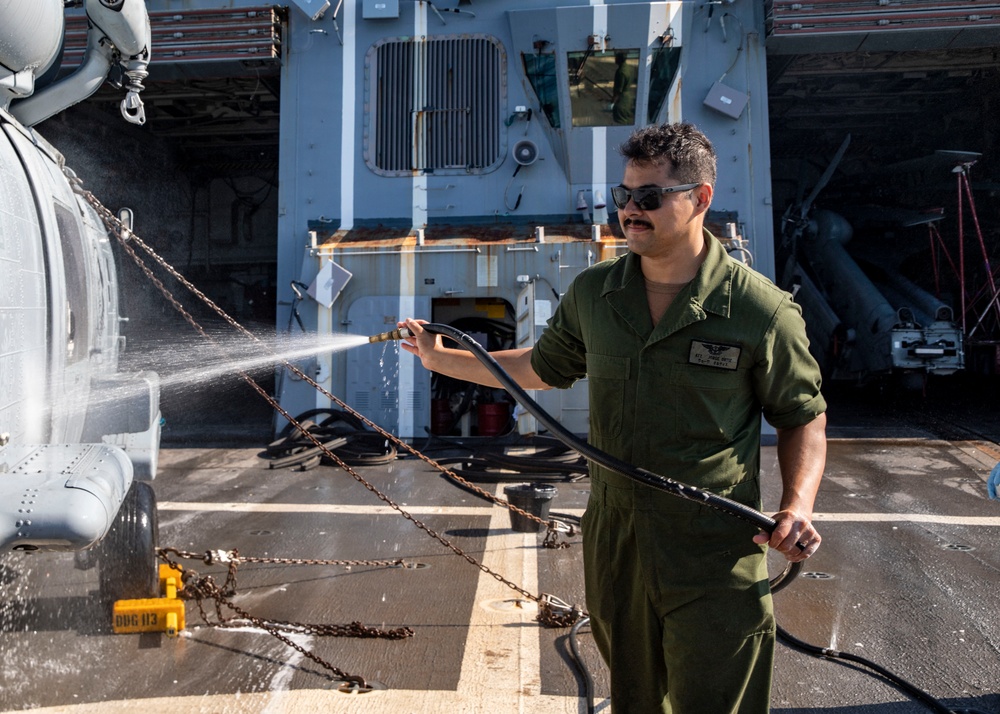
522;52;560;128
648;46;681;123
567;49;639;127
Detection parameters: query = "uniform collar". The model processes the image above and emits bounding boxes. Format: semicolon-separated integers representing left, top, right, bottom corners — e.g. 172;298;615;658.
687;229;734;319
601;229;734;341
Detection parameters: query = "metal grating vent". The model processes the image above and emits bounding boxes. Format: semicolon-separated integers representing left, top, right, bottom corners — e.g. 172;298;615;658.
367;36;506;176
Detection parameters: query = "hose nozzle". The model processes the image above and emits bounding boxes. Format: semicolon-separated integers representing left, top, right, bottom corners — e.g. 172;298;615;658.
369;327;413;343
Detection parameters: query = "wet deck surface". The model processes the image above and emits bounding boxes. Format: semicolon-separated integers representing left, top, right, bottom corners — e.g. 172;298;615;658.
3;387;1000;714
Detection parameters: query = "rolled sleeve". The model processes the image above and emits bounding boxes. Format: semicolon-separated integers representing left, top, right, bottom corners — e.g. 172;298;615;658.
755;296;827;429
530;281;588;389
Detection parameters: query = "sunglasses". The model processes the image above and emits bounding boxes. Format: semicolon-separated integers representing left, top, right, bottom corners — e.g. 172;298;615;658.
610;183;701;211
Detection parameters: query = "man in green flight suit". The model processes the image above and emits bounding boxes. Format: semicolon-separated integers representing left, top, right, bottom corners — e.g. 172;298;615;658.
400;122;827;713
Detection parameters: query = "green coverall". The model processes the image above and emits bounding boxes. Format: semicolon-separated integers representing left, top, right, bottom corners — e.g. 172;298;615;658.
530;232;826;713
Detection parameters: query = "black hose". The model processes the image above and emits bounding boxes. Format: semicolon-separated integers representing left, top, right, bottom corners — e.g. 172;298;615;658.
420;323;783;535
447;469;580;484
435;453;587;475
415;431;569;454
568;616;596;714
776;626;959;714
263;410;397;469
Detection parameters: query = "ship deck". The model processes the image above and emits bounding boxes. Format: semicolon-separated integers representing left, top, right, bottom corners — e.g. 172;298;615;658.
2;383;1000;714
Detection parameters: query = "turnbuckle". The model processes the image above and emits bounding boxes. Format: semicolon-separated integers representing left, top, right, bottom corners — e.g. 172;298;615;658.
205;549;238;565
543;520;575;550
537;592;586;627
539;593;576;613
547;519;576;535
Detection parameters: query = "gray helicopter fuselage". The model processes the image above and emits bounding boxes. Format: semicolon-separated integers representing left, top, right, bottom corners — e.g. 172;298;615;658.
0;0;158;555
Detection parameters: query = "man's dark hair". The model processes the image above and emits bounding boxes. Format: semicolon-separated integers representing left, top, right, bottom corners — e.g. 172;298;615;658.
619;122;717;187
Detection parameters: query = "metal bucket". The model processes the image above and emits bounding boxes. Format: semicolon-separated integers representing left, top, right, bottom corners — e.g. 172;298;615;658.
502;483;557;532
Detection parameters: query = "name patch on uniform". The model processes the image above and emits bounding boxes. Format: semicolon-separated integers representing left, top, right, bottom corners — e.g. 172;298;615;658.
688;340;741;370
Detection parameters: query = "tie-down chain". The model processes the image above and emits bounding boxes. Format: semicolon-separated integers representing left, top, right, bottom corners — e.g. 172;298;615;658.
72;180;588;683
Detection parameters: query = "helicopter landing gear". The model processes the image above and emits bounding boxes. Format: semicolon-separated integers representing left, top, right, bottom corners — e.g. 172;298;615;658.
97;480;159;608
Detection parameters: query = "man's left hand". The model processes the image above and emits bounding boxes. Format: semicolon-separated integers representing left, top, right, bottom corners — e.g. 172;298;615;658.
752;509;820;563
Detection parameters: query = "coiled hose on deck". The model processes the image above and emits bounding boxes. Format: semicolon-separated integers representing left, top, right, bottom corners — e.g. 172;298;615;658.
262;408;397;470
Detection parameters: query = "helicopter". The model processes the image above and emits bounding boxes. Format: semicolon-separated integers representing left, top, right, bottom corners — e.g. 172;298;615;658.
0;0;161;607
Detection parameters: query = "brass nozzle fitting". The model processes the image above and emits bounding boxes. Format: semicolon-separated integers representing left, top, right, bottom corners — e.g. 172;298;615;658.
368;327;413;343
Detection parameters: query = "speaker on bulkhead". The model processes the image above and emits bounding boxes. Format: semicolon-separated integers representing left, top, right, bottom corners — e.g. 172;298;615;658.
512;139;539;166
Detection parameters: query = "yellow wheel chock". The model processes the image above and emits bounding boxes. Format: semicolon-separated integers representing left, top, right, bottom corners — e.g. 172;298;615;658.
112;564;186;637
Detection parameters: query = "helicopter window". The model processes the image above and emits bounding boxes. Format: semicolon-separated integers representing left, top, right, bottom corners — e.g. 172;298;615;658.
647;46;681;123
521;52;560;128
566;49;639;127
366;36;506;176
53;203;89;364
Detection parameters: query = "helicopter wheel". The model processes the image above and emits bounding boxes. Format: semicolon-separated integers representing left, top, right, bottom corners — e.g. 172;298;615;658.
98;480;159;608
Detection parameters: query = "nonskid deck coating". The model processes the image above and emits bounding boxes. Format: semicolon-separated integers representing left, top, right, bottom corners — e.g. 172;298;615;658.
2;432;999;714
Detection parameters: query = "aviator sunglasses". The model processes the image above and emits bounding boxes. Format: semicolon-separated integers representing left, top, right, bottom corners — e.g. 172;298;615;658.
610;183;700;211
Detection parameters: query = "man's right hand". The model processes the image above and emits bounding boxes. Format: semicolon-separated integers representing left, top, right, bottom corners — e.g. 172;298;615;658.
396;318;549;391
398;318;440;369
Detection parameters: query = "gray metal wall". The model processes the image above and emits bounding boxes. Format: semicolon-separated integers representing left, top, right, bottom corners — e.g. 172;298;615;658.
271;1;777;436
134;1;778;437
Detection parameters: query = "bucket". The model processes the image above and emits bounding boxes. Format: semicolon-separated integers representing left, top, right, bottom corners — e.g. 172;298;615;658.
477;402;510;436
503;483;558;532
431;399;453;435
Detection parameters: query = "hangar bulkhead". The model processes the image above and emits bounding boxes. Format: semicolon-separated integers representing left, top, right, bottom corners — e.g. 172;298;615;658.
39;0;1000;439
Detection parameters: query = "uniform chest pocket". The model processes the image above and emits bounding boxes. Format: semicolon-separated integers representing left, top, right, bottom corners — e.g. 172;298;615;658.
669;363;745;442
586;353;630;439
